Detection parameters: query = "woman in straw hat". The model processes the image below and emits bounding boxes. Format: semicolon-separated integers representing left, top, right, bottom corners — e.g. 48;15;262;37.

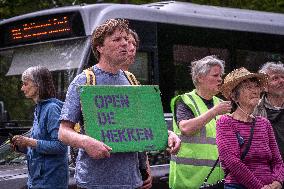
216;67;284;189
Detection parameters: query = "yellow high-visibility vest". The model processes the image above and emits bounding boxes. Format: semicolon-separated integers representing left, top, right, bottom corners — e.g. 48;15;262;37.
169;89;224;189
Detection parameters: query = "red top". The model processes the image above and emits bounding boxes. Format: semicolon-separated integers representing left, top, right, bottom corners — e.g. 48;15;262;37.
216;115;284;189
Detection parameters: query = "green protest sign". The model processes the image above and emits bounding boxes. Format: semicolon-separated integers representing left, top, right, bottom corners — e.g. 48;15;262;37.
79;85;168;153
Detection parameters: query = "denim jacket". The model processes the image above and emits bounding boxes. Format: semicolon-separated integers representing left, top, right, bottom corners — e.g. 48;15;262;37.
27;98;68;189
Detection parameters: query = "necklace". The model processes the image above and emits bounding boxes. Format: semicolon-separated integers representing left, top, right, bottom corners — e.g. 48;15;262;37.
238;105;255;119
232;103;255;122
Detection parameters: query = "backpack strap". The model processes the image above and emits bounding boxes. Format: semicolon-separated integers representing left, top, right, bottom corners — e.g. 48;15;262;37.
124;71;140;85
83;66;96;85
72;66;96;167
76;66;96;133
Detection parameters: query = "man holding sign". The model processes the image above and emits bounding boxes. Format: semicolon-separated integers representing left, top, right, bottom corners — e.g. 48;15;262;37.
59;19;180;189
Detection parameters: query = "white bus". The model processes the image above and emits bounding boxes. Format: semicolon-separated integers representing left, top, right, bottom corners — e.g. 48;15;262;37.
0;1;284;188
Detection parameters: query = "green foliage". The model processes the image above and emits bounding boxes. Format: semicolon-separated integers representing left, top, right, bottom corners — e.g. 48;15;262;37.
1;0;284;19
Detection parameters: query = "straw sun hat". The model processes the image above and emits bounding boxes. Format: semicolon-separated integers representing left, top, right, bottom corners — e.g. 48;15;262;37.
221;67;268;100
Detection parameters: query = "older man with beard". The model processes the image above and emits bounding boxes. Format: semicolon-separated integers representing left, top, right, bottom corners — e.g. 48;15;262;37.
254;62;284;160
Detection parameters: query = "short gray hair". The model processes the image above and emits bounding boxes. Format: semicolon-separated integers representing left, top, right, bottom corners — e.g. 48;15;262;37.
259;61;284;75
191;55;225;87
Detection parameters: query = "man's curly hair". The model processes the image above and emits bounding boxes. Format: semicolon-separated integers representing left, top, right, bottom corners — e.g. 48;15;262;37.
91;18;129;60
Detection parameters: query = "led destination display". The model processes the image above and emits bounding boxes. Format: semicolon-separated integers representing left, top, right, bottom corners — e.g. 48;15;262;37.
0;12;85;47
10;16;71;41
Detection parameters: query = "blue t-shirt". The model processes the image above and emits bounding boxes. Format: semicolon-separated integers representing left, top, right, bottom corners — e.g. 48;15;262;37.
60;66;143;188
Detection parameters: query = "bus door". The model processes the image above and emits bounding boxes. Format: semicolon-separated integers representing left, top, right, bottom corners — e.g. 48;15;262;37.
156;23;284;113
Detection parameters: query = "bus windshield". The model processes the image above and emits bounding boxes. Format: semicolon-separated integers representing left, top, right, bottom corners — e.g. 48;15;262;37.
0;38;89;128
6;38;89;76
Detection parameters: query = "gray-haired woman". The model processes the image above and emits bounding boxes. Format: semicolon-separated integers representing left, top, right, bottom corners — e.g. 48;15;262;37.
11;66;68;189
169;55;232;189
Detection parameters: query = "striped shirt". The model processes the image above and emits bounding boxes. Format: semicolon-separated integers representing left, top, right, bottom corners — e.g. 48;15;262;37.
216;115;284;189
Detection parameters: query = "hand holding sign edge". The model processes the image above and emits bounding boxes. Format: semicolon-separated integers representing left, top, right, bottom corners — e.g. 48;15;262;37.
82;135;112;159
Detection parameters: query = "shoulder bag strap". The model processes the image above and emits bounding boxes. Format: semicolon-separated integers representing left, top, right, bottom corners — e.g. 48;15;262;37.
202;118;256;183
240;118;256;160
203;157;220;183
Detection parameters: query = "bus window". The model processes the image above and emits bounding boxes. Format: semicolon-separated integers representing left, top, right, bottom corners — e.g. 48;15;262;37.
51;70;77;100
0;38;88;126
0;61;74;127
227;31;284;71
157;24;232;112
6;38;89;76
128;52;150;84
236;49;284;72
173;44;229;93
157;22;284;112
0;51;33;126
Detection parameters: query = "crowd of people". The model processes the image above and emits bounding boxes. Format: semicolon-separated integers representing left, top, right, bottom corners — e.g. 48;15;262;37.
9;18;284;189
